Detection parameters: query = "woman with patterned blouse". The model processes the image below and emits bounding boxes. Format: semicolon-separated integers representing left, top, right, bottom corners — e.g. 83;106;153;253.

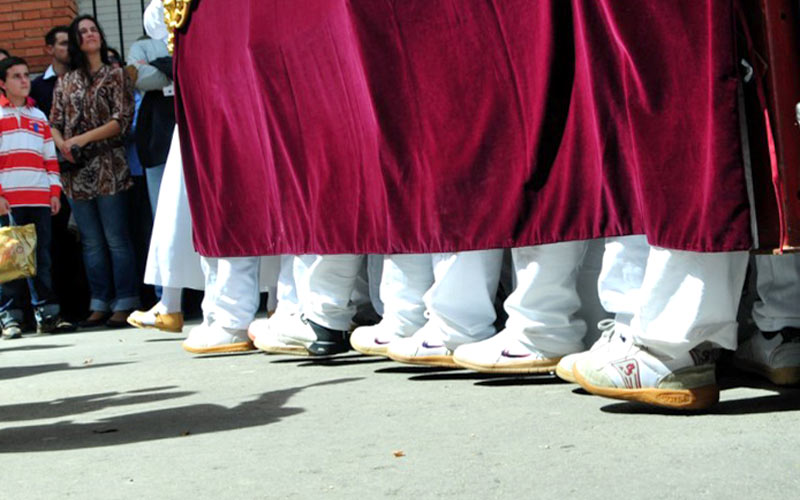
50;15;139;329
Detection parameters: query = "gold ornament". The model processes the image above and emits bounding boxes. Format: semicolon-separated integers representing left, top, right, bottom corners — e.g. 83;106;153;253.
164;0;193;53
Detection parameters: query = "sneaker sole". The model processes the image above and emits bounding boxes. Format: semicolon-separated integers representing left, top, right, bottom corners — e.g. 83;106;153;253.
733;356;800;386
350;342;390;357
253;338;310;356
182;341;255;354
127;317;183;333
453;356;561;374
386;352;458;368
555;362;577;383
573;367;719;410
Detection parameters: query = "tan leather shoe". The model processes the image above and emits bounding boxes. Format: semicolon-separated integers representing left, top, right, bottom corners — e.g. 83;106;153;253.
127;306;184;333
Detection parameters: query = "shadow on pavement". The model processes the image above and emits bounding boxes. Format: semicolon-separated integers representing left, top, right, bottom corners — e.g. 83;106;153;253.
0;377;361;453
145;337;185;343
269;353;366;364
0;344;73;353
475;375;567;387
0;362;133;382
374;366;458;375
0;387;194;422
296;357;392;368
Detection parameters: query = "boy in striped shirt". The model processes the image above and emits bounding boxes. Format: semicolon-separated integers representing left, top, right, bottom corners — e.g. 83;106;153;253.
0;56;71;339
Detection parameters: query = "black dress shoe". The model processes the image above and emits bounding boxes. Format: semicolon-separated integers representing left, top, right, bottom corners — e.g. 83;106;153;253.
105;318;130;329
79;313;111;328
304;318;351;356
106;311;132;329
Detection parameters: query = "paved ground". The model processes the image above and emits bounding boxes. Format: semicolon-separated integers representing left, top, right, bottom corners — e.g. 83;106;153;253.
1;322;799;499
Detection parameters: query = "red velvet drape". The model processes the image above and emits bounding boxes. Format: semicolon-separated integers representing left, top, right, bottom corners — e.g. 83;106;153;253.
174;0;751;257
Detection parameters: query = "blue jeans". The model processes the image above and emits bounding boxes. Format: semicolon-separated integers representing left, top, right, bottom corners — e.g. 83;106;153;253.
0;207;60;326
70;192;140;312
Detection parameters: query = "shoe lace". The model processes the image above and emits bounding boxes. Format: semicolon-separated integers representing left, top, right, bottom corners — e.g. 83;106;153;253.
597;318;617;341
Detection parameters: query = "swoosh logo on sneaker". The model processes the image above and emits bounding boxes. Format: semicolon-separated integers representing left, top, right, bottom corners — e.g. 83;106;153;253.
501;349;531;359
422;341;445;349
374;338;391;345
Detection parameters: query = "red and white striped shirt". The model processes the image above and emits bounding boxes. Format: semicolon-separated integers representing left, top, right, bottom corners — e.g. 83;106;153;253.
0;95;61;207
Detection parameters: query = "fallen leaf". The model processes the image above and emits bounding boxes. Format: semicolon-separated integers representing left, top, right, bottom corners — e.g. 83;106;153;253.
83;358;93;365
393;450;405;458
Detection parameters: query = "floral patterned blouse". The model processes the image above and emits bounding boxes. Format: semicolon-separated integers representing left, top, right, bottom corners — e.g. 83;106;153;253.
50;65;134;200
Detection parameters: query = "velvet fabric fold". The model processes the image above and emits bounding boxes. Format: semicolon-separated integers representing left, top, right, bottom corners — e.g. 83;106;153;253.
174;0;751;257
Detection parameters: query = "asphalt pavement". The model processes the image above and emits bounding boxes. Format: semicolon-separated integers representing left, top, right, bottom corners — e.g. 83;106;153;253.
1;322;799;499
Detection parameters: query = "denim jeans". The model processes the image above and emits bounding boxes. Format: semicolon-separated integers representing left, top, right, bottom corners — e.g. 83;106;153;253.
70;192;140;312
0;207;60;326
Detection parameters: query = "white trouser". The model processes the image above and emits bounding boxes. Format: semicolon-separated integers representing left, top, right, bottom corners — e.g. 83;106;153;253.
502;241;589;356
601;237;749;358
425;249;504;346
576;239;609;346
299;255;364;331
752;253;800;331
350;255;384;318
380;254;435;336
201;256;260;331
597;235;650;329
367;255;384;316
378;250;503;344
275;255;301;316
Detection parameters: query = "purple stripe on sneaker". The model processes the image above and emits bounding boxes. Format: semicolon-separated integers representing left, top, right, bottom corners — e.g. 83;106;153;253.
422;341;445;349
501;349;531;359
374;338;391;345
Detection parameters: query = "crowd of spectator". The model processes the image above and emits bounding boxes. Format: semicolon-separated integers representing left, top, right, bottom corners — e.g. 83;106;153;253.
0;15;179;339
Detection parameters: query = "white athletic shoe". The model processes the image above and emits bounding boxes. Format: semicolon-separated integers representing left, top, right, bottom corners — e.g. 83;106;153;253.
350;322;411;357
386;325;457;368
453;330;564;374
734;328;800;386
258;314;350;356
248;316;309;356
573;335;719;410
182;323;254;354
556;318;618;383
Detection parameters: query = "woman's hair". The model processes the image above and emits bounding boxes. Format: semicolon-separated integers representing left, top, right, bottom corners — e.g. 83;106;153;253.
107;47;122;67
68;15;110;74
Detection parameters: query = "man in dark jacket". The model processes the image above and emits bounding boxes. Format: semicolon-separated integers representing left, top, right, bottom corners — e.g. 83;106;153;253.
30;26;69;118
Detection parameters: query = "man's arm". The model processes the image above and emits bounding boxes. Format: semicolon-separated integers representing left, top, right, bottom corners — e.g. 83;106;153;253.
127;39;171;91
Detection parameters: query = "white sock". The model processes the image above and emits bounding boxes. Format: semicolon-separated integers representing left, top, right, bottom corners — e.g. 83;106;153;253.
158;287;183;314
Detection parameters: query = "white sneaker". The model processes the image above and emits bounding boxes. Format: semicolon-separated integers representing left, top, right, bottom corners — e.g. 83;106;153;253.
453;330;564;374
182;323;254;354
248;316;309;356
258;314;350;356
350;322;412;357
556;318;618;383
573;335;719;410
386;325;457;368
734;328;800;386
